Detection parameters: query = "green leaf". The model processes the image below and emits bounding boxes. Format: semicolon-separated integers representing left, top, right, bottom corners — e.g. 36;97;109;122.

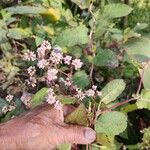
0;97;8;117
55;25;89;47
31;87;49;108
65;104;88;126
71;0;91;9
136;89;150;110
6;6;46;15
1;99;26;123
7;28;31;40
57;95;76;105
100;79;126;104
143;65;150;90
72;70;90;89
103;4;133;18
96;134;120;150
94;49;118;67
95;111;127;135
57;144;71;150
124;37;150;63
6;6;60;21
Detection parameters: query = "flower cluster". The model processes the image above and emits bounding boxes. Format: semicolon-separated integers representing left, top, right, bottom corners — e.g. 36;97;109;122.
46;88;62;110
5;95;14;102
47;68;58;82
21;92;32;108
24;50;36;61
74;85;102;101
23;40;102;110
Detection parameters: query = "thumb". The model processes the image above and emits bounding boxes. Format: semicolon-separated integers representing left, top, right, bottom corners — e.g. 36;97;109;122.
62;125;96;144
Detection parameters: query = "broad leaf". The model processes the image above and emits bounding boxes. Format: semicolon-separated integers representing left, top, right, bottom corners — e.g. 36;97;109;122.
65;104;88;126
100;79;126;104
72;70;90;89
94;49;118;68
95;111;127;135
57;95;76;105
31;87;49;108
55;25;89;47
6;6;60;21
71;0;91;9
124;37;150;63
136;89;150;110
7;28;31;40
6;6;46;15
143;65;150;90
103;4;133;18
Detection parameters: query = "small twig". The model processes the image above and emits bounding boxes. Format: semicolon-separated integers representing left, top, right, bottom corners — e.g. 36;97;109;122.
97;98;136;116
88;2;96;83
136;61;150;95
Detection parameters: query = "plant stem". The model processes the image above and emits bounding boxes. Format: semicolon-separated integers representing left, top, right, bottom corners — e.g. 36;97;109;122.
97;98;136;116
88;2;96;83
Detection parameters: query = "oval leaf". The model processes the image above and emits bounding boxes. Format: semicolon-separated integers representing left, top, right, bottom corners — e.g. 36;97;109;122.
101;79;126;104
65;104;88;126
31;87;48;108
95;111;127;135
72;70;90;89
104;4;133;18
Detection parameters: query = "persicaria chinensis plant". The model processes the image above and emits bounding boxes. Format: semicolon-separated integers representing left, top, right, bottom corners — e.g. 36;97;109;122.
23;40;102;110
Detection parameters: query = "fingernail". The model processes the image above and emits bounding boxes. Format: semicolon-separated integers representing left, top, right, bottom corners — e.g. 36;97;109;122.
84;127;96;141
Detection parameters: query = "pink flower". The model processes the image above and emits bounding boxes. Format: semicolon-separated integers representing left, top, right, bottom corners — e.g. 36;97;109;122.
41;40;51;50
63;55;72;65
23;50;36;61
27;66;36;76
64;78;72;86
46;88;56;104
49;50;63;65
37;46;46;58
85;89;95;97
72;59;83;70
5;95;13;102
92;85;97;91
37;59;49;69
47;68;58;82
54;100;62;110
21;92;32;107
26;77;37;87
97;91;102;96
75;87;85;101
46;88;62;110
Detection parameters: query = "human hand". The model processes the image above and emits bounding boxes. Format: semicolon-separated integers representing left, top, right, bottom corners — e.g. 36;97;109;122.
0;104;96;150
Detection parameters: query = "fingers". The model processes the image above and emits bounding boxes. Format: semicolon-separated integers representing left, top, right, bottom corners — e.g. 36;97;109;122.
62;125;96;145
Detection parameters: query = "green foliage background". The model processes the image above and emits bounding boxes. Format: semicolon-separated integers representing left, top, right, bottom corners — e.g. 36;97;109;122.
0;0;150;150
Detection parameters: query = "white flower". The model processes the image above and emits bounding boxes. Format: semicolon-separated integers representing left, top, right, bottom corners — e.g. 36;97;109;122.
92;85;97;91
37;46;46;58
54;100;62;110
85;89;95;97
27;66;36;76
23;50;36;61
63;55;72;65
64;78;72;86
97;91;102;96
5;95;13;102
74;87;85;101
26;77;37;87
37;59;49;69
41;40;51;50
72;59;83;70
47;68;58;82
49;50;63;65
